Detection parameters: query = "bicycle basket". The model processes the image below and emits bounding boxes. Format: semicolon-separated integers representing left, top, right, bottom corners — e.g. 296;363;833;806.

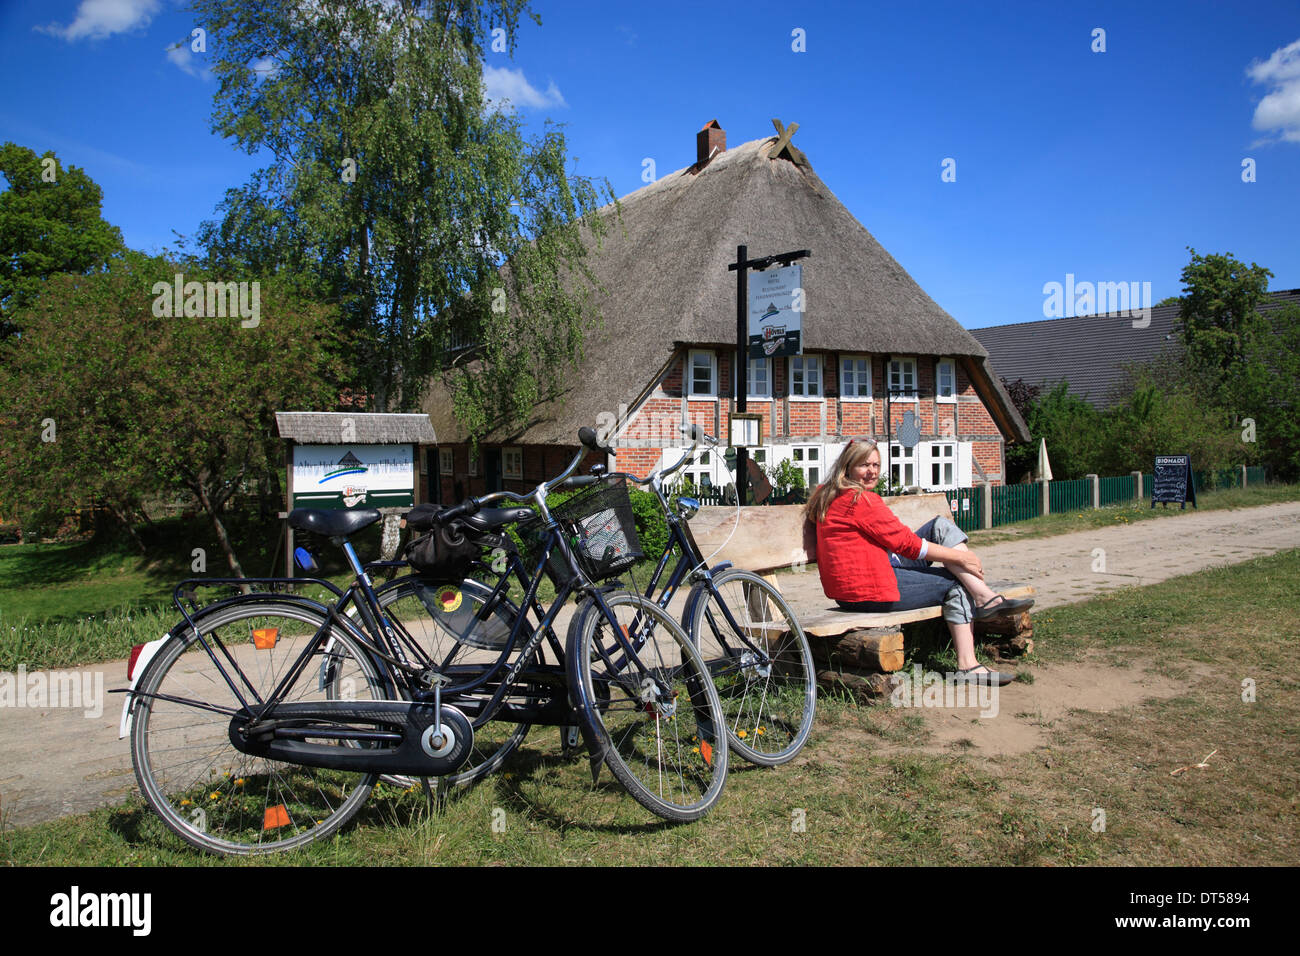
520;479;643;584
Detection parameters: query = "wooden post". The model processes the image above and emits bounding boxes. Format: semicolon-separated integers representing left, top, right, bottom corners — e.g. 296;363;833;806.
1086;473;1099;509
979;480;992;530
1039;478;1050;517
1132;470;1143;499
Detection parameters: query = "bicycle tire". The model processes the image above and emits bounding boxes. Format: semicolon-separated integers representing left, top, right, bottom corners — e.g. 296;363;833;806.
372;576;531;788
566;590;727;821
689;568;816;766
130;599;386;856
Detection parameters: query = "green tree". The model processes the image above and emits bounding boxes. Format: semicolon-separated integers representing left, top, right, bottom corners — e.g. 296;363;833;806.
1101;358;1243;476
0;252;347;573
1234;304;1300;481
192;0;612;432
1014;381;1106;481
1177;248;1272;375
0;143;124;336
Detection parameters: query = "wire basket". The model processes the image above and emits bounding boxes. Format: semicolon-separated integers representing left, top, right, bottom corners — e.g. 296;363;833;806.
519;479;643;585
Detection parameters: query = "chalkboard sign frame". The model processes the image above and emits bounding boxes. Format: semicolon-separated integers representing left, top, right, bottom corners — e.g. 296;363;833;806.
1151;454;1197;509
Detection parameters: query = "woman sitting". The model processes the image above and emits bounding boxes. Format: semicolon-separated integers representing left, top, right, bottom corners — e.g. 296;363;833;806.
805;439;1031;685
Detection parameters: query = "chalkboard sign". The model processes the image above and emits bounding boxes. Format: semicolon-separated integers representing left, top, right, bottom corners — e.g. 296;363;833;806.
1152;455;1197;509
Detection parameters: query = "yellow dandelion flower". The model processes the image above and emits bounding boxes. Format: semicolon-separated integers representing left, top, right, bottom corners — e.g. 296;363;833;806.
180;799;192;807
737;730;748;739
756;727;765;735
209;792;220;800
234;778;246;787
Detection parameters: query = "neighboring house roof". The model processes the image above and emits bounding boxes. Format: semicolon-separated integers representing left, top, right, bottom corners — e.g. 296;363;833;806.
971;289;1300;408
425;128;1028;444
275;412;437;444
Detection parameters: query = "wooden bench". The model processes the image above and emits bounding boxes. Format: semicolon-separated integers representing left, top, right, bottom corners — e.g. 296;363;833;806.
686;493;1035;701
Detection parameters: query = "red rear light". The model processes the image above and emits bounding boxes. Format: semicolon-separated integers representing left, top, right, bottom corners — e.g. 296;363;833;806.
127;644;144;681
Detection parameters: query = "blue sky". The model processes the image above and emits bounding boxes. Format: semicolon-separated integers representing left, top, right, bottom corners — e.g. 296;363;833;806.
2;0;1298;329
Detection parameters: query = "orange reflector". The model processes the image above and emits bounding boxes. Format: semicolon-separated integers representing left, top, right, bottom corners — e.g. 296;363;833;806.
252;627;279;649
700;739;713;766
263;805;290;830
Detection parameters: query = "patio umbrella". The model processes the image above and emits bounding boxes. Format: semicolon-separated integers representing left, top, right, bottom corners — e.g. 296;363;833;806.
1036;438;1053;482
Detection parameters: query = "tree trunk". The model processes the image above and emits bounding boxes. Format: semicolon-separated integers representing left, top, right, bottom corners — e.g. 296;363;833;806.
196;481;247;587
106;502;148;555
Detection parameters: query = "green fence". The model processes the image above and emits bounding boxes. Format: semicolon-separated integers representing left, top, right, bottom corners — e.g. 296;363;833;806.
991;483;1039;526
943;487;982;533
1247;465;1266;484
1049;477;1091;514
1098;475;1136;506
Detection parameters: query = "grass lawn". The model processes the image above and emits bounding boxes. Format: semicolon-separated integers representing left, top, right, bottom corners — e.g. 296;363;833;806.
4;548;1296;866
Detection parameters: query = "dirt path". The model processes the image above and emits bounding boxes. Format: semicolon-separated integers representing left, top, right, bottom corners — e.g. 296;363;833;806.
2;501;1297;830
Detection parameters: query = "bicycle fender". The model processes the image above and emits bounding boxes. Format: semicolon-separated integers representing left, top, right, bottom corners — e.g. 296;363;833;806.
119;634;170;738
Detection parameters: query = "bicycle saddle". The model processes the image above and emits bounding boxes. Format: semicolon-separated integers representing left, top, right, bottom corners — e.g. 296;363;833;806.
288;507;383;537
462;506;535;533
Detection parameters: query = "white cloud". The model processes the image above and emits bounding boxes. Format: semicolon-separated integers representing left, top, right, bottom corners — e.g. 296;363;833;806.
482;65;567;112
1247;38;1300;144
37;0;161;42
166;42;214;81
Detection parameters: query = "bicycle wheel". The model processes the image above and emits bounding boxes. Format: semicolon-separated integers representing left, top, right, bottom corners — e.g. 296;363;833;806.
375;576;530;787
689;568;816;766
566;590;728;821
130;600;386;855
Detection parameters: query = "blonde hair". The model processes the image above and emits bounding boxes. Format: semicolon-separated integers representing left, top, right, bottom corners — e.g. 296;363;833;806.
804;440;880;524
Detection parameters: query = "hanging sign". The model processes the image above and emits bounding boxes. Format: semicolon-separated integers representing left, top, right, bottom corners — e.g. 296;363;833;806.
748;264;803;359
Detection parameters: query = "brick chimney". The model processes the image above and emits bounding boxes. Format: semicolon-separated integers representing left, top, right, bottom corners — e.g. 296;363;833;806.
696;119;725;166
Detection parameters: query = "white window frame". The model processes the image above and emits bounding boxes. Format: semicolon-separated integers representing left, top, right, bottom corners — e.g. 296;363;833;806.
687;349;717;399
438;447;453;476
936;358;956;403
502;446;522;480
888;357;918;401
747;357;771;399
888;442;918;489
791;444;823;487
468;447;480;477
788;354;822;399
840;354;872;400
926;441;957;490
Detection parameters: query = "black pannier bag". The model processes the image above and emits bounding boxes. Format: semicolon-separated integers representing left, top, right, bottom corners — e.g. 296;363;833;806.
401;505;481;579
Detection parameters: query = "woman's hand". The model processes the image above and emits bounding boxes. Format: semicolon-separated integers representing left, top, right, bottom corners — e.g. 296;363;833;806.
957;550;984;580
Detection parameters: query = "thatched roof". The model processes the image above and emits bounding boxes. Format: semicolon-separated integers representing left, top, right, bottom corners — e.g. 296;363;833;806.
425;133;1027;444
275;412;437;444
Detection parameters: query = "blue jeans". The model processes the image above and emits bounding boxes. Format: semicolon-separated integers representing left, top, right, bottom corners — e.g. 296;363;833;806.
835;516;974;624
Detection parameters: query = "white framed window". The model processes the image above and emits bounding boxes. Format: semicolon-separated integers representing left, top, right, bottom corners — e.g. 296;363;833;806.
936;358;956;403
889;443;918;488
788;354;821;398
748;357;771;399
502;446;522;480
750;448;767;467
927;442;956;489
840;355;872;400
684;449;714;491
688;350;716;398
468;447;480;477
438;447;453;476
888;358;917;400
791;445;822;486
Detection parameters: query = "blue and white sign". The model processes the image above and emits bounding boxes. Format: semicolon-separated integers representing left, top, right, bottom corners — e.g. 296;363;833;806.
748;263;803;359
291;444;415;510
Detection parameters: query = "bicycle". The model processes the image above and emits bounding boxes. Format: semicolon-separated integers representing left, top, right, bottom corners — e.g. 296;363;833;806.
570;425;817;766
120;429;727;855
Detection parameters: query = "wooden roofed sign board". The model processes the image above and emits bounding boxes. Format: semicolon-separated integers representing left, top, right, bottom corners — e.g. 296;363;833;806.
290;444;415;510
748;263;802;359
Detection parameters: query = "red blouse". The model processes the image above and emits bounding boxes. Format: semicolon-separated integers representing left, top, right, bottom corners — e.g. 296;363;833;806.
815;489;925;603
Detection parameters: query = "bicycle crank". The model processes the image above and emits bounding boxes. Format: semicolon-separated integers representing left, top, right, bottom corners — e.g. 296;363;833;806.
229;700;474;776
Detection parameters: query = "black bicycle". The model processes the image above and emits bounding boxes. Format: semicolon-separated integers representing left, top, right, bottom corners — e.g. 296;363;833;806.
122;429;727;855
595;425;816;765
